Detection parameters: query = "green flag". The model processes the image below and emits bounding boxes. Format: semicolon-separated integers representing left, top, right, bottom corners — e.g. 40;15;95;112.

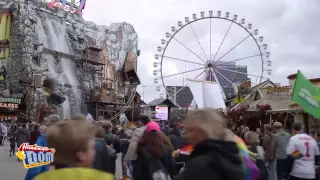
291;70;320;119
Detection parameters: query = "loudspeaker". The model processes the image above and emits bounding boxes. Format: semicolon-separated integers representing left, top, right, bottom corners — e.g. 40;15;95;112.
125;69;140;85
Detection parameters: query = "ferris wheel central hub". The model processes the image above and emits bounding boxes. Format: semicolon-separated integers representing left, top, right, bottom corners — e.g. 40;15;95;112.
207;63;214;68
207;63;213;68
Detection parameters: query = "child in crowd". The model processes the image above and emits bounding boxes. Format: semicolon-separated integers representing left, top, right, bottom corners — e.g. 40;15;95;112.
47;120;96;168
34;119;114;180
9;134;16;157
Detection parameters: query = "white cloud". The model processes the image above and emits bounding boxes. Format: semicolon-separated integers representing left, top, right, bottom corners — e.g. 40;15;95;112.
83;0;320;102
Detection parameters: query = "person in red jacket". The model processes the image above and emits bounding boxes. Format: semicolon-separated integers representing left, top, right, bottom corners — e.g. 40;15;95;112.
29;124;40;145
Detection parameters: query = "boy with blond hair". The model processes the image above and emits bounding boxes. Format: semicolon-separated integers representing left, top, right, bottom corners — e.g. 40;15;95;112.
46;120;96;168
34;120;114;180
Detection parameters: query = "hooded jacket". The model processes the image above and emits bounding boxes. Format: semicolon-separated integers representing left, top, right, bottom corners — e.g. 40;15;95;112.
169;130;188;163
174;139;245;180
274;129;291;159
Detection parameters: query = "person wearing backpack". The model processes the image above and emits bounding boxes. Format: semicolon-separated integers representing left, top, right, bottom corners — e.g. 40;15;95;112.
134;121;176;180
262;124;277;180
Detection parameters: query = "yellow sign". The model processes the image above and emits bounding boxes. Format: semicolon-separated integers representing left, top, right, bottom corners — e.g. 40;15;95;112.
267;86;290;94
16;143;55;169
0;9;11;59
233;97;244;103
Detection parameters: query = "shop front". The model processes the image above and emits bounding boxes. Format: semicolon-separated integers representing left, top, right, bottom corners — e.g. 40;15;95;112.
229;81;296;131
0;97;23;122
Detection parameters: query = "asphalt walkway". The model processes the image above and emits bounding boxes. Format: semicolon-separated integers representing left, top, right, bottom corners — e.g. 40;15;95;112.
0;140;26;180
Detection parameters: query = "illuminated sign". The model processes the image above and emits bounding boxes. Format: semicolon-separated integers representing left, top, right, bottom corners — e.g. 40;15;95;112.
48;0;86;15
155;106;168;121
267;86;290;94
16;143;55;169
0;103;18;109
0;98;21;109
0;98;21;104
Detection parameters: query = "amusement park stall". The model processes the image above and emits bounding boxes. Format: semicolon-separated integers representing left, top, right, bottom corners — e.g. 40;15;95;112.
231;76;320;133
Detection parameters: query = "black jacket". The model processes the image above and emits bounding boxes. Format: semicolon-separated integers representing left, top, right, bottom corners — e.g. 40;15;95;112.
169;132;188;150
133;145;177;180
92;138;116;174
169;132;188;163
174;139;245;180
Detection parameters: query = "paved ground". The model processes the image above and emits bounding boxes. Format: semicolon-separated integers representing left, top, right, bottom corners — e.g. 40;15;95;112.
0;140;26;180
0;140;126;180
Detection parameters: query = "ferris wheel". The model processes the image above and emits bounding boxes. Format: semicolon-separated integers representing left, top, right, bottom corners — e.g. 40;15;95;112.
153;10;272;102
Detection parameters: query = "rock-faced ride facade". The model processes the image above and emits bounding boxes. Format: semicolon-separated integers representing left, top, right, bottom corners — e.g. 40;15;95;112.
0;0;140;122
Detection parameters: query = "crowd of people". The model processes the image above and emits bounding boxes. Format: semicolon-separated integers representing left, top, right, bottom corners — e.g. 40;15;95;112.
0;108;320;180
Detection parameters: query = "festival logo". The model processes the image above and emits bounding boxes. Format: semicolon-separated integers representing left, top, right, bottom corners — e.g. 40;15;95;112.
48;0;86;15
16;143;55;169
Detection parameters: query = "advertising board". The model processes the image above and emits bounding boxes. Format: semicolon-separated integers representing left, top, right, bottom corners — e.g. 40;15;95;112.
155;106;168;121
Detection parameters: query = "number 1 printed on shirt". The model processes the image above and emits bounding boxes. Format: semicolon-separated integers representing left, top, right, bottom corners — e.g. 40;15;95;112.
304;141;310;158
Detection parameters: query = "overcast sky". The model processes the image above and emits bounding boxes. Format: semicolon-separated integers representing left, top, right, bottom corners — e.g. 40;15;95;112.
83;0;320;103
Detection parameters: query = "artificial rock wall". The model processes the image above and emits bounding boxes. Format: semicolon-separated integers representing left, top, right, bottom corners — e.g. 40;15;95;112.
0;1;138;120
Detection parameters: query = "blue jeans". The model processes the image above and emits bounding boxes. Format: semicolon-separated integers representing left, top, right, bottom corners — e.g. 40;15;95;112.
122;152;132;177
266;159;276;180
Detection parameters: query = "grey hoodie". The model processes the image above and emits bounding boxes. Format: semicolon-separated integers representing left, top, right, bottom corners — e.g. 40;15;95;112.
275;129;291;159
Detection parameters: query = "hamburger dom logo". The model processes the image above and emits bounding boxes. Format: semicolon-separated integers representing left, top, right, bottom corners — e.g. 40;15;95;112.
16;143;55;169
